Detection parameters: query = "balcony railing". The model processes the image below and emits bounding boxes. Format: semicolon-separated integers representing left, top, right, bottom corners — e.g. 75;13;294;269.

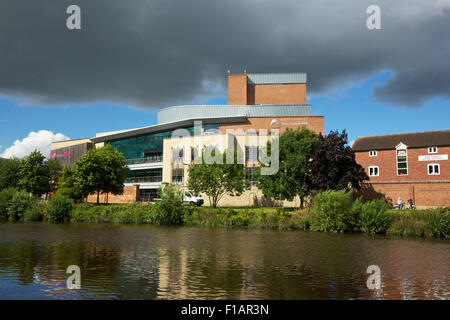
126;156;163;165
125;176;163;184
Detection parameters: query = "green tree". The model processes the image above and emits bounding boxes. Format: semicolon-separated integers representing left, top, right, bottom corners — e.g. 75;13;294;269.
255;128;318;208
55;167;84;202
0;157;21;190
73;144;128;203
46;159;63;196
188;148;249;208
18;150;51;197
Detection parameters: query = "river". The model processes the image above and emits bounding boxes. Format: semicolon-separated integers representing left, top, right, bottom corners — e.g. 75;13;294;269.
0;222;448;299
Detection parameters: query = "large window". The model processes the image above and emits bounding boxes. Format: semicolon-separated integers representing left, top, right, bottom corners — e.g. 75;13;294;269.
110;126;202;161
428;163;440;175
125;168;162;183
172;168;184;185
396;146;408;176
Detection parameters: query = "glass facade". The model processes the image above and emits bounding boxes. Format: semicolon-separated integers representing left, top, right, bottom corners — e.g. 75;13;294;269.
109;125;218;161
125;168;162;183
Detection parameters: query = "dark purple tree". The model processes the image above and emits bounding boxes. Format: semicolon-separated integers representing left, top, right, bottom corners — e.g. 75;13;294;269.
307;130;368;192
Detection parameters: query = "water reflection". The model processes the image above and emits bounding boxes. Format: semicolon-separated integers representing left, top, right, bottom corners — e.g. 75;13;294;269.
0;222;448;299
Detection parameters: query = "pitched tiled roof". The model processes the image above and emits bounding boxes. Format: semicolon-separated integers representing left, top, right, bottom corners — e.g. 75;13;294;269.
352;130;450;151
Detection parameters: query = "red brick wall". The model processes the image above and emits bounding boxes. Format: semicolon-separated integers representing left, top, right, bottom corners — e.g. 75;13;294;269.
247;83;307;105
355;145;449;207
355;146;449;182
357;182;450;207
228;74;248;105
87;185;140;203
228;74;307;105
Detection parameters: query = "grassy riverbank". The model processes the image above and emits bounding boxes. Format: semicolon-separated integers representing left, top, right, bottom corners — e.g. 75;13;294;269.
1;189;448;238
68;202;449;238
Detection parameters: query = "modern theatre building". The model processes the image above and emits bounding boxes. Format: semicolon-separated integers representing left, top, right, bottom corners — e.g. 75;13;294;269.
51;72;324;206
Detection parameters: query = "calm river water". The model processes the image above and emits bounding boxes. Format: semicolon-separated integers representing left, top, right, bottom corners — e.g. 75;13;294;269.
0;222;448;299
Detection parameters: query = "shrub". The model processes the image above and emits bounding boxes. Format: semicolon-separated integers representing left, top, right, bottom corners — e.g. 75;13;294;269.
350;198;364;231
148;185;187;225
308;190;354;233
46;195;73;222
7;191;35;221
359;199;391;234
387;208;449;238
24;206;43;221
422;208;449;238
0;188;17;220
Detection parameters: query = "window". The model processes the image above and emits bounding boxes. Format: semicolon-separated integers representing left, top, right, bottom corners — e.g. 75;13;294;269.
172;147;184;163
396;146;408;176
368;166;379;177
428;147;438;154
428;163;440;175
246;167;258;184
369;150;378;157
172;168;184;184
191;147;198;162
245;146;259;162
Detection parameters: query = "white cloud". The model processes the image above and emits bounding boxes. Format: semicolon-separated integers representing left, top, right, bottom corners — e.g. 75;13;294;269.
0;130;70;159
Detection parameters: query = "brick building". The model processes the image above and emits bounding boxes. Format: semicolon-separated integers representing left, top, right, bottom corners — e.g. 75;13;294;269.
353;130;450;208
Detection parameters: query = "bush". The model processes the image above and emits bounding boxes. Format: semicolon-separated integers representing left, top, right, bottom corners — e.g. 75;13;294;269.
148;185;187;225
358;199;391;234
24;206;43;221
0;188;17;220
7;191;35;221
308;190;355;233
422;208;449;238
388;208;449;238
46;195;73;222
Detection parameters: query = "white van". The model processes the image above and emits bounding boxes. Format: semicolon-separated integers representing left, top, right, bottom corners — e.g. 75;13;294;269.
182;190;204;206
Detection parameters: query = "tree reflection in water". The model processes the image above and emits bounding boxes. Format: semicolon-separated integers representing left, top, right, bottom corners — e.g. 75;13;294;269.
0;222;448;299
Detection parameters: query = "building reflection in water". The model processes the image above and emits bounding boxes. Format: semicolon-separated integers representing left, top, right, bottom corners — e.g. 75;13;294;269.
0;223;448;300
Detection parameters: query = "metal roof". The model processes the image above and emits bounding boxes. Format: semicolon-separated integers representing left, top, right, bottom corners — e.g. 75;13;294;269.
352;130;450;151
157;104;311;124
90;116;249;143
246;73;307;85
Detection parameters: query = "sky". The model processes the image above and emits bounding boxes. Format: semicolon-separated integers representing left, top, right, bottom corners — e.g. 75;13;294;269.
0;0;449;157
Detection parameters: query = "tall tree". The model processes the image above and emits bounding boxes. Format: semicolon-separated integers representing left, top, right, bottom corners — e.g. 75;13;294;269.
46;158;63;196
73;144;128;203
188;148;249;208
307;130;368;192
0;157;20;190
255;127;318;208
55;166;84;202
18;150;51;196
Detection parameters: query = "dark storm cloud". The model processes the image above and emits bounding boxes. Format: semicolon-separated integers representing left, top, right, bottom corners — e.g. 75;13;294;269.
0;0;449;108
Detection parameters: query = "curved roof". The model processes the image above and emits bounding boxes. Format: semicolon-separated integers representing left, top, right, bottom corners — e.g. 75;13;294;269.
157;104;311;124
90;116;248;143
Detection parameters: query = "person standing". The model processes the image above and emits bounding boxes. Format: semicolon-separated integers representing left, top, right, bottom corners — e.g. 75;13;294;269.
397;197;403;210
